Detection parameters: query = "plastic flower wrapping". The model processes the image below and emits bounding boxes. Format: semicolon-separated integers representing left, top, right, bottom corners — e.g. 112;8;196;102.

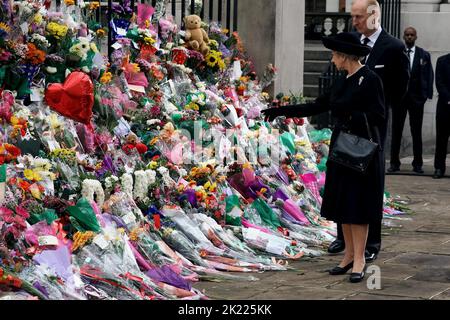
0;1;410;300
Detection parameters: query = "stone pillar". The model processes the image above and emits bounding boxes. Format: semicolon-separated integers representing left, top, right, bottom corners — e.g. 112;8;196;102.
274;0;305;95
238;0;304;96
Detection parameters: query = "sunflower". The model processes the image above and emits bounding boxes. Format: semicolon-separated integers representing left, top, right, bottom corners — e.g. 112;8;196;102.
205;53;218;67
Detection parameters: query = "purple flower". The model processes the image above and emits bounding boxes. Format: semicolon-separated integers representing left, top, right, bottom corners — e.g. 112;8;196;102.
219;43;232;58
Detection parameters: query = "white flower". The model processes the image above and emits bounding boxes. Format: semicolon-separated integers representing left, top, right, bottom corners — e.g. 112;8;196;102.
146;119;160;126
145;170;156;185
81;179;105;208
105;175;119;189
121;173;134;197
133;170;148;200
178;168;188;178
31;34;50;48
46;66;57;74
157;167;168;175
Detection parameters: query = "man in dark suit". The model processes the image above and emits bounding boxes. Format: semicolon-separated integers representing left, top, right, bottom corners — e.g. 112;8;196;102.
433;53;450;179
389;27;434;174
327;0;410;262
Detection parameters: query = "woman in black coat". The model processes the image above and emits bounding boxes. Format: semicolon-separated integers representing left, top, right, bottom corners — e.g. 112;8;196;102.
262;32;385;283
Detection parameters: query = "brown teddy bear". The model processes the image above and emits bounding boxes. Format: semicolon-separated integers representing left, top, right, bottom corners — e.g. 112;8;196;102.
184;14;210;56
122;132;148;155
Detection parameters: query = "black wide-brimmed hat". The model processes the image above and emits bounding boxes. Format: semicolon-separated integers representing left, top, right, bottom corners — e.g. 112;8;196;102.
322;32;371;57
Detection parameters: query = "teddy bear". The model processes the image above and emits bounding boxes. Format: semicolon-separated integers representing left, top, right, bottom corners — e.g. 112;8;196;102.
184;15;210;56
122;132;148;156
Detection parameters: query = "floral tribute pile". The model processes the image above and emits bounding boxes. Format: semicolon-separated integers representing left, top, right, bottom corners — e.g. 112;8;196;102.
0;1;408;300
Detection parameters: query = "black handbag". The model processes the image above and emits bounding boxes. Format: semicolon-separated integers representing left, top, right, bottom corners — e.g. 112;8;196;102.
329;113;379;173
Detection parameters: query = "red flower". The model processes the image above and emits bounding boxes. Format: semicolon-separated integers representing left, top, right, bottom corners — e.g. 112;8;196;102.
6;225;20;239
0;207;15;223
4;144;21;158
15;206;30;219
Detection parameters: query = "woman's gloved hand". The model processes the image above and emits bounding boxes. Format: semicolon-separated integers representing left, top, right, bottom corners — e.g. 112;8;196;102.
261;107;285;122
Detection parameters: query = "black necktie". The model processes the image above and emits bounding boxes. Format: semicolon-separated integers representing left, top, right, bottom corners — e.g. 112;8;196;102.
407;48;413;71
362;38;371;64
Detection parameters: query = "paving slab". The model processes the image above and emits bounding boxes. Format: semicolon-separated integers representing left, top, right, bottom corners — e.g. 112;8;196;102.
409;267;450;283
343;292;421;300
381;234;450;255
384;252;450;267
251;286;350;300
416;224;450;234
328;278;450;299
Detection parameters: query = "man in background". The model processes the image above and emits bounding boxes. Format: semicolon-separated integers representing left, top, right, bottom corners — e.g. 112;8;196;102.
388;27;434;174
433;53;450;179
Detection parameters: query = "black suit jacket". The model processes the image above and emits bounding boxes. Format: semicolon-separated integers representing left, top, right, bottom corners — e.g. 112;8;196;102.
436;53;450;108
406;46;434;105
362;30;410;107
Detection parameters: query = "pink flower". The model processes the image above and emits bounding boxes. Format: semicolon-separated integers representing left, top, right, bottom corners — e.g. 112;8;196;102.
15;206;30;219
14;215;27;229
6;225;20;239
0;207;15;224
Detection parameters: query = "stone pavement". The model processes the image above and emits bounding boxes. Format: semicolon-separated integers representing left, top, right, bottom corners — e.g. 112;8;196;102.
194;168;450;300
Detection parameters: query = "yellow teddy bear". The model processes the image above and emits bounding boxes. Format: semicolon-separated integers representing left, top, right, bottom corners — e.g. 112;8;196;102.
184;14;210;56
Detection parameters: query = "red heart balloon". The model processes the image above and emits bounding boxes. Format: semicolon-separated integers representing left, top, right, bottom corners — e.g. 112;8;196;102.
45;71;94;125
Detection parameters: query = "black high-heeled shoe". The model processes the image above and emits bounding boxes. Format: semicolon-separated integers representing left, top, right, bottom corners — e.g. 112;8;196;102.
349;265;367;283
329;261;354;275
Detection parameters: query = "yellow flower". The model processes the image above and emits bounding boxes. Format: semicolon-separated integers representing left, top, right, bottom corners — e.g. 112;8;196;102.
144;36;156;45
149;137;159;145
209;39;219;49
205;53;218;67
96;29;106;38
217;59;226;70
47;22;68;40
29;184;42;199
48;113;62;130
0;22;11;33
64;0;75;6
90;43;99;53
185;102;199;111
100;72;112;84
89;1;100;10
149;161;158;170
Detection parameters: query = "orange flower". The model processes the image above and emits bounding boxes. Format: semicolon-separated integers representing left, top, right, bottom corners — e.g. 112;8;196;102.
18;179;31;192
26;43;46;65
89;1;100;10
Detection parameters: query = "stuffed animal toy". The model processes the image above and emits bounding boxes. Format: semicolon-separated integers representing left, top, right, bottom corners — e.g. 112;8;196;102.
68;37;98;73
184;15;210;56
122;132;148;155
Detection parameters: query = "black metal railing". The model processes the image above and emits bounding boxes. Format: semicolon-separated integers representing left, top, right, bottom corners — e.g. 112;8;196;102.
305;12;352;41
380;0;402;38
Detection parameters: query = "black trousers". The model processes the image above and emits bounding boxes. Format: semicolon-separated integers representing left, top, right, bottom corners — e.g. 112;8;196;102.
390;97;425;168
434;104;450;171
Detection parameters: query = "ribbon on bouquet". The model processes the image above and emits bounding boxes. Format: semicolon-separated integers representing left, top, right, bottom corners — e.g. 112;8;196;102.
0;164;6;206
